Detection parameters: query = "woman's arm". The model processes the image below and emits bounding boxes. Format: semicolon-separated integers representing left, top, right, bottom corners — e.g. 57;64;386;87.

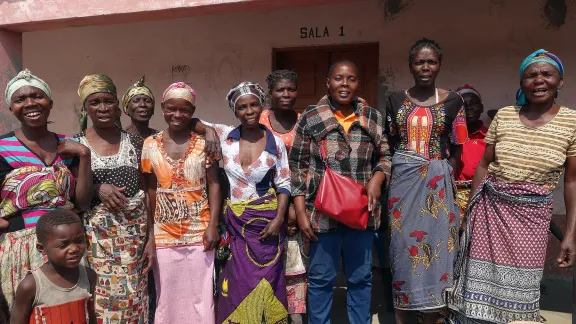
448;145;463;171
190;119;221;156
59;140;93;211
9;275;35;324
368;111;393;215
460;144;495;234
142;173;157;274
559;156;576;268
289;116;317;241
260;140;290;241
204;163;221;251
470;144;495;196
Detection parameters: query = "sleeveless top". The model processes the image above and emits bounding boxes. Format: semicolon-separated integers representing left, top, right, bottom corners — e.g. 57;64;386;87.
259;109;301;151
29;267;92;324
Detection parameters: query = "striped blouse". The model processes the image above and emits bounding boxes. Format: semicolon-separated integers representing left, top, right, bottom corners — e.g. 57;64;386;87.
0;132;78;230
485;106;576;189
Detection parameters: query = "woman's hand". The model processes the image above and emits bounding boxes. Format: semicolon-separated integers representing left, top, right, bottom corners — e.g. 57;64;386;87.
204;126;221;157
366;171;386;216
203;224;221;251
287;204;298;236
141;237;155;274
57;139;90;158
297;211;317;241
96;184;129;213
260;217;283;241
558;236;576;268
0;218;8;231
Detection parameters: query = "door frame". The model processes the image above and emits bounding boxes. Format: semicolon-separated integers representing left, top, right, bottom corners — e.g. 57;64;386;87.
271;42;379;71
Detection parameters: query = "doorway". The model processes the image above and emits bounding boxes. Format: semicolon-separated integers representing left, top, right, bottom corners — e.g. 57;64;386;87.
273;43;379;113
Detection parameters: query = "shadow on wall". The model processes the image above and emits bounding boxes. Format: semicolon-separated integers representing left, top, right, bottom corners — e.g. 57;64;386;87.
379;0;571;28
543;0;570;29
380;0;413;22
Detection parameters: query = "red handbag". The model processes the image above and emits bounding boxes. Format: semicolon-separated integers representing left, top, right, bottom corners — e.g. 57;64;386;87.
313;142;369;229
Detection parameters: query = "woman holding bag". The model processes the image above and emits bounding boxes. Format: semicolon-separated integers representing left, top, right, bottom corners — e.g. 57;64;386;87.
289;59;392;324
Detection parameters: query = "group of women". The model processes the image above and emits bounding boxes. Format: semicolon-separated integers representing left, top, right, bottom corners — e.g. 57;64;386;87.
0;37;574;324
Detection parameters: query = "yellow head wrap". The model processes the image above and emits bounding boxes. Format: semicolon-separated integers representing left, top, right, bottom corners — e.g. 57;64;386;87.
121;76;155;114
77;74;118;131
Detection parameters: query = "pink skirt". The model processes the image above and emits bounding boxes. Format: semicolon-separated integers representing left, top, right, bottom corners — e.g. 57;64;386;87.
153;245;214;324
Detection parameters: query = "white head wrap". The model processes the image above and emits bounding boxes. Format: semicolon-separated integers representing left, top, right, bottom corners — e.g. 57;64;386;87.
5;69;51;105
225;82;266;111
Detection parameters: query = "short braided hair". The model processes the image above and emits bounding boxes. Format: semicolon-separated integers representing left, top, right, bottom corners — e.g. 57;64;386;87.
266;70;298;92
409;38;443;65
327;59;359;79
36;209;83;244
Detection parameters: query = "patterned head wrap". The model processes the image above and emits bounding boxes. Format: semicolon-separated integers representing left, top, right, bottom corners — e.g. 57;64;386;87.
162;82;196;105
225;82;266;111
516;49;564;105
121;76;155;114
5;69;51;105
77;74;118;131
455;84;481;100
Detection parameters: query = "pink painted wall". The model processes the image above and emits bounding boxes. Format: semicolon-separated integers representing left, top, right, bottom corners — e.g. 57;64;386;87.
0;29;21;133
20;0;576;223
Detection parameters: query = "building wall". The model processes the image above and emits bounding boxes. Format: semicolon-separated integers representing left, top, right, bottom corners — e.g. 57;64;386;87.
22;0;576;220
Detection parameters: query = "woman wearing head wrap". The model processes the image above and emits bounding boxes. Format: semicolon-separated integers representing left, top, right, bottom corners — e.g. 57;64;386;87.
140;82;221;323
0;69;92;308
74;74;150;323
122;76;159;139
193;81;291;323
446;49;576;323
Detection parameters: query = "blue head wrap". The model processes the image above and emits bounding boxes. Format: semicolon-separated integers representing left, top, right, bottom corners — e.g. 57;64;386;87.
516;49;564;105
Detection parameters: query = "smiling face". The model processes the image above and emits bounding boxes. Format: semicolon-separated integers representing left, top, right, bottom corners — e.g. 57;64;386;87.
520;62;563;105
270;79;297;111
9;86;53;128
235;95;263;129
162;98;195;131
410;47;441;87
126;94;154;122
326;62;359;106
37;223;87;268
85;92;120;129
462;93;484;124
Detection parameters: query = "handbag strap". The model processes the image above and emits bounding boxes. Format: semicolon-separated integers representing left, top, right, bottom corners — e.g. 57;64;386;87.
319;141;328;163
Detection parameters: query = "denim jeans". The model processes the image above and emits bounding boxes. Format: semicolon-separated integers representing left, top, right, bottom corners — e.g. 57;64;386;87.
308;227;374;324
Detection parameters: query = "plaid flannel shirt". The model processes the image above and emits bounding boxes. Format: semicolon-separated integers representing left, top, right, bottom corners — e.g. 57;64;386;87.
289;95;392;232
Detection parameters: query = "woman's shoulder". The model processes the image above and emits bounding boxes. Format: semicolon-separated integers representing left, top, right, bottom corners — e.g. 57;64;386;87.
558;106;576;118
0;131;16;142
494;106;520;118
72;131;86;139
444;91;464;105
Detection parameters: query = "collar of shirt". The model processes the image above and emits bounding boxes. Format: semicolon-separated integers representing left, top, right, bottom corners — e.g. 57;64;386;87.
226;124;279;155
329;99;359;114
468;122;488;137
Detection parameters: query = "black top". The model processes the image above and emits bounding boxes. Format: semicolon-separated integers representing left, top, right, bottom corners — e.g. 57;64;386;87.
74;130;143;208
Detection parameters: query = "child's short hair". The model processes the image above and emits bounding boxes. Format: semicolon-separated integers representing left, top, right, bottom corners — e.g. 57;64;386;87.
36;209;83;244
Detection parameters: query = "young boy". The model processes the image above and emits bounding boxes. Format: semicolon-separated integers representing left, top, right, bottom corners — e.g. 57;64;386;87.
9;209;96;324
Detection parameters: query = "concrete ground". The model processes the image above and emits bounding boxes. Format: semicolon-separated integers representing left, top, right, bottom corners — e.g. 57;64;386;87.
327;271;573;324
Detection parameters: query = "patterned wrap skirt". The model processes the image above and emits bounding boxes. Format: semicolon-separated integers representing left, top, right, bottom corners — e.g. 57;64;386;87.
217;191;288;324
85;190;149;324
0;227;46;309
446;176;552;324
388;150;460;311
